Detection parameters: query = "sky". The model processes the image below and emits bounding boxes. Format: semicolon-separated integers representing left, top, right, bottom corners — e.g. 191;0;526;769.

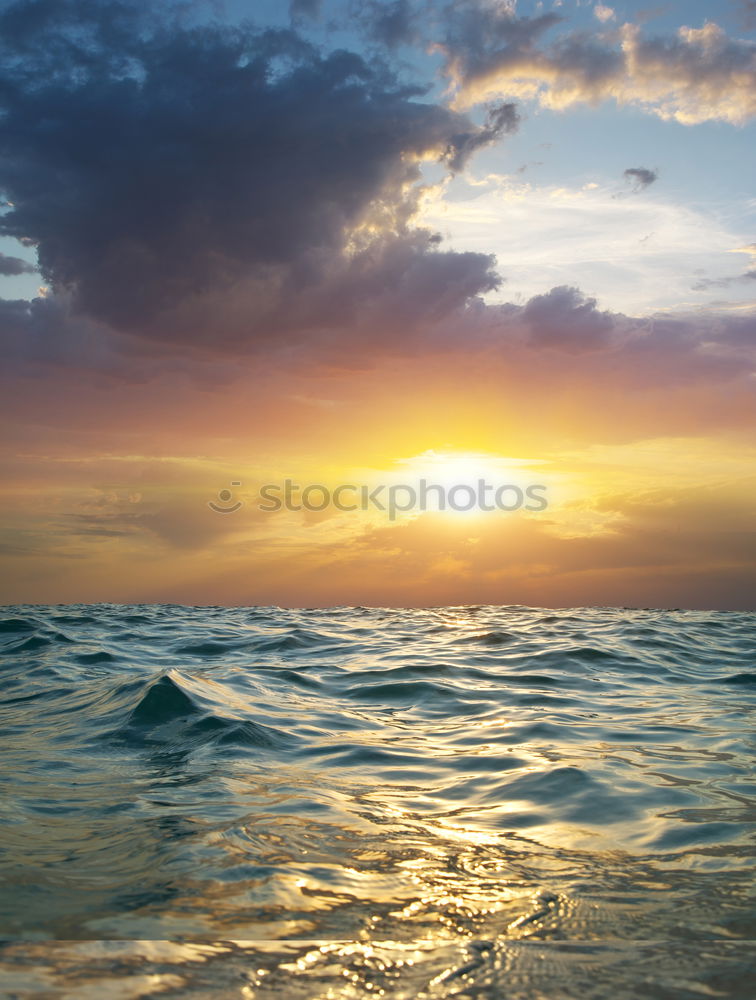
0;0;754;609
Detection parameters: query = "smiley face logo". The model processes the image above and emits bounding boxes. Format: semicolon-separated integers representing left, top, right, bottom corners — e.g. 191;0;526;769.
208;481;243;514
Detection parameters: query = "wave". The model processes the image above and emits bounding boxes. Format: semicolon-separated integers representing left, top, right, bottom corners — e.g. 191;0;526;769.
115;670;292;751
0;602;754;963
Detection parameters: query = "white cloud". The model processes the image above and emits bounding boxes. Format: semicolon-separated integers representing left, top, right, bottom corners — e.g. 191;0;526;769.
594;5;615;23
418;174;756;314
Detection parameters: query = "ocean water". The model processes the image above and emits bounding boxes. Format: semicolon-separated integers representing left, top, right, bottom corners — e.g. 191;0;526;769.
1;604;755;998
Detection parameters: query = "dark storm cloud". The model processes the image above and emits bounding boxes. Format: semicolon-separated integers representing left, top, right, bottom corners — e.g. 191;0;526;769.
623;167;658;191
0;252;36;275
521;285;615;352
0;293;137;373
0;290;242;384
0;0;512;351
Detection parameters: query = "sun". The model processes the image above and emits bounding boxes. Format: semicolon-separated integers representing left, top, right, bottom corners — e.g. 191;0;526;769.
392;450;542;517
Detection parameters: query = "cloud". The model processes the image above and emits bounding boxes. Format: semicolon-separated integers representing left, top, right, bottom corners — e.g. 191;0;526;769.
739;1;756;29
418;175;746;315
3;264;754;418
350;0;419;49
0;0;516;355
730;242;756;258
289;0;322;21
276;480;756;610
443;102;520;172
520;285;615;352
0;0;753;403
0;291;244;383
623;167;658;191
692;269;756;290
594;5;615;23
439;2;564;95
0;252;36;275
692;242;756;290
440;6;756;125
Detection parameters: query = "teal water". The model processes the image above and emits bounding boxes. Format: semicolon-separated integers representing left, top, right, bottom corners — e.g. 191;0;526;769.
1;604;755;997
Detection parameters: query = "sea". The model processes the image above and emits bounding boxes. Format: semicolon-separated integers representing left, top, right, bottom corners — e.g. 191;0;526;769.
1;604;755;998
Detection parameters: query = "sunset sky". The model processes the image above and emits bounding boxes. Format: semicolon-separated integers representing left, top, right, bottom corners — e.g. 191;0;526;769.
1;0;755;609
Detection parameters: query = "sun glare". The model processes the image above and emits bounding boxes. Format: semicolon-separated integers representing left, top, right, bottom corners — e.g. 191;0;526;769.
391;450;544;517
